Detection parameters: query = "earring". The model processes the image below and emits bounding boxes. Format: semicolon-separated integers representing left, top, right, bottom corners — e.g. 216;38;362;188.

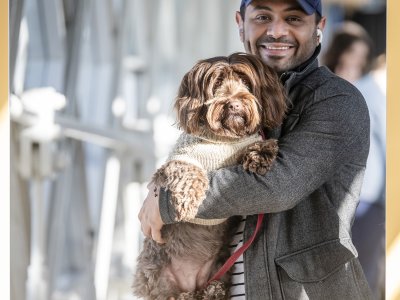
317;28;323;44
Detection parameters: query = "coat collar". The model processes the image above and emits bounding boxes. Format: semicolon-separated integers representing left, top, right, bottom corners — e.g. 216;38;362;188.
279;45;321;92
264;45;322;139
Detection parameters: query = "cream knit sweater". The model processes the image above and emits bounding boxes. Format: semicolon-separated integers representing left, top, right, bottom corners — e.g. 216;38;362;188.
167;132;262;225
168;132;262;171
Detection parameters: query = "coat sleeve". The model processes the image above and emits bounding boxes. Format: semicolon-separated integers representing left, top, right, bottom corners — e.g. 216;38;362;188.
159;83;370;223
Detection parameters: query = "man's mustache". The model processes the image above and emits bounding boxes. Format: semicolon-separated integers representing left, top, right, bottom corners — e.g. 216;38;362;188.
256;37;298;46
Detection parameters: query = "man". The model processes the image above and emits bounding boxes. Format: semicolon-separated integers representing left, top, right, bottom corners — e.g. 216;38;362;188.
139;0;373;299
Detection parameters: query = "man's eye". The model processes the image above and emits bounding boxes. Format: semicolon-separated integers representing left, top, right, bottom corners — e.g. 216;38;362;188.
255;15;271;22
286;16;302;23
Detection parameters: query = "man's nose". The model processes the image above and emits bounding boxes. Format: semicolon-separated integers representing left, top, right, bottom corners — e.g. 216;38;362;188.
267;20;288;39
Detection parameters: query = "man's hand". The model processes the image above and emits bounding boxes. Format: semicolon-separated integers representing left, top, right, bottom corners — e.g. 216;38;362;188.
138;182;165;244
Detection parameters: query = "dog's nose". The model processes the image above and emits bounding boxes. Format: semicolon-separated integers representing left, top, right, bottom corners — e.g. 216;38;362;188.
228;101;243;111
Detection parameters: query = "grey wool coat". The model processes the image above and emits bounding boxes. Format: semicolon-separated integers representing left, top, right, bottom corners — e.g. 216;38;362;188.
159;46;373;300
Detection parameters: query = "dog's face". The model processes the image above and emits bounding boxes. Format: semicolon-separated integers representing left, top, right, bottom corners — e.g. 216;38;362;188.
175;53;287;140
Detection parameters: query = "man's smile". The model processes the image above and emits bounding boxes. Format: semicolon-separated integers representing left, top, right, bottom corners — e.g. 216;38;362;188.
258;43;295;57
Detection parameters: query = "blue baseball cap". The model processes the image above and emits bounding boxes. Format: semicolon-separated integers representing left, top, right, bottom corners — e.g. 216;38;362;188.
240;0;322;16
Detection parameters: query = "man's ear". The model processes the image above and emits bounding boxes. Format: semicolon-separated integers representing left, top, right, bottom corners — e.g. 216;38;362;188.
317;16;327;31
236;11;244;43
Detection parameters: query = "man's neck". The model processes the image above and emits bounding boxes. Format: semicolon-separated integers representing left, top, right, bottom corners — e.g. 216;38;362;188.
280;45;321;76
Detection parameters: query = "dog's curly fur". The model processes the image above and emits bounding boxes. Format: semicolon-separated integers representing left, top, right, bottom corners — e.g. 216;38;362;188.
153;160;209;221
133;53;287;299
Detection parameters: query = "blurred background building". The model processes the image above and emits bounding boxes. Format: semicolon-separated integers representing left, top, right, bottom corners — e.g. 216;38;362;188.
9;0;390;300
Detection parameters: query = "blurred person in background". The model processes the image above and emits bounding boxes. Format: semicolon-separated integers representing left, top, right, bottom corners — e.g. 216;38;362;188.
323;21;374;83
323;21;386;300
139;1;374;298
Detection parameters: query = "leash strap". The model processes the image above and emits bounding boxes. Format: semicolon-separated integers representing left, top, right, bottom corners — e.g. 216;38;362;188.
206;213;264;285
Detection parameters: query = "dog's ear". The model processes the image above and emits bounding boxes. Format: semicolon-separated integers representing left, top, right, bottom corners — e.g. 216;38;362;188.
231;53;287;129
258;66;287;129
174;63;210;134
175;59;229;134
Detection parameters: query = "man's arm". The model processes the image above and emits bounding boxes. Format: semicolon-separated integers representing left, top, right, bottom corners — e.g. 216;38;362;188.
160;88;370;222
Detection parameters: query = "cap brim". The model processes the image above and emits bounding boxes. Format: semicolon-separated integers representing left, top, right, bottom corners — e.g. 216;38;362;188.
297;1;316;15
242;0;320;15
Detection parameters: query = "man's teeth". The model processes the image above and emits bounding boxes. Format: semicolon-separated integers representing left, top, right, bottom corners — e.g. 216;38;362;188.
266;46;290;50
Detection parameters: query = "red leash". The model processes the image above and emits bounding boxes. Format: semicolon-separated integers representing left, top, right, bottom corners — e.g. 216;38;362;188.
206;213;264;285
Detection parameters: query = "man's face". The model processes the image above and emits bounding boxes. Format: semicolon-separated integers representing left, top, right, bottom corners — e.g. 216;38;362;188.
236;0;326;74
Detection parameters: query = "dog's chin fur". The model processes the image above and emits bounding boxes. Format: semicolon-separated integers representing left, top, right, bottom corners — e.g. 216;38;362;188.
207;116;255;140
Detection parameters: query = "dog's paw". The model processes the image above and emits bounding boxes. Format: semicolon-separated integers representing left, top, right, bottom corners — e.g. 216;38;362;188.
238;139;278;175
154;161;208;221
176;291;197;300
201;281;226;300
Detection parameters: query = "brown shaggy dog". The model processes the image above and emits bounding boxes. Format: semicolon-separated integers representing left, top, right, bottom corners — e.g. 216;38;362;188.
133;53;287;299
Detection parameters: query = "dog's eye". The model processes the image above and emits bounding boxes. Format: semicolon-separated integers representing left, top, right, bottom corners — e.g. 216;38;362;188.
212;79;223;94
242;81;251;91
239;77;251;91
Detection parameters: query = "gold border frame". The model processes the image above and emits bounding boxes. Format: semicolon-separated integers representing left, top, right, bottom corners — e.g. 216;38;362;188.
0;0;9;298
1;0;398;298
387;0;400;299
